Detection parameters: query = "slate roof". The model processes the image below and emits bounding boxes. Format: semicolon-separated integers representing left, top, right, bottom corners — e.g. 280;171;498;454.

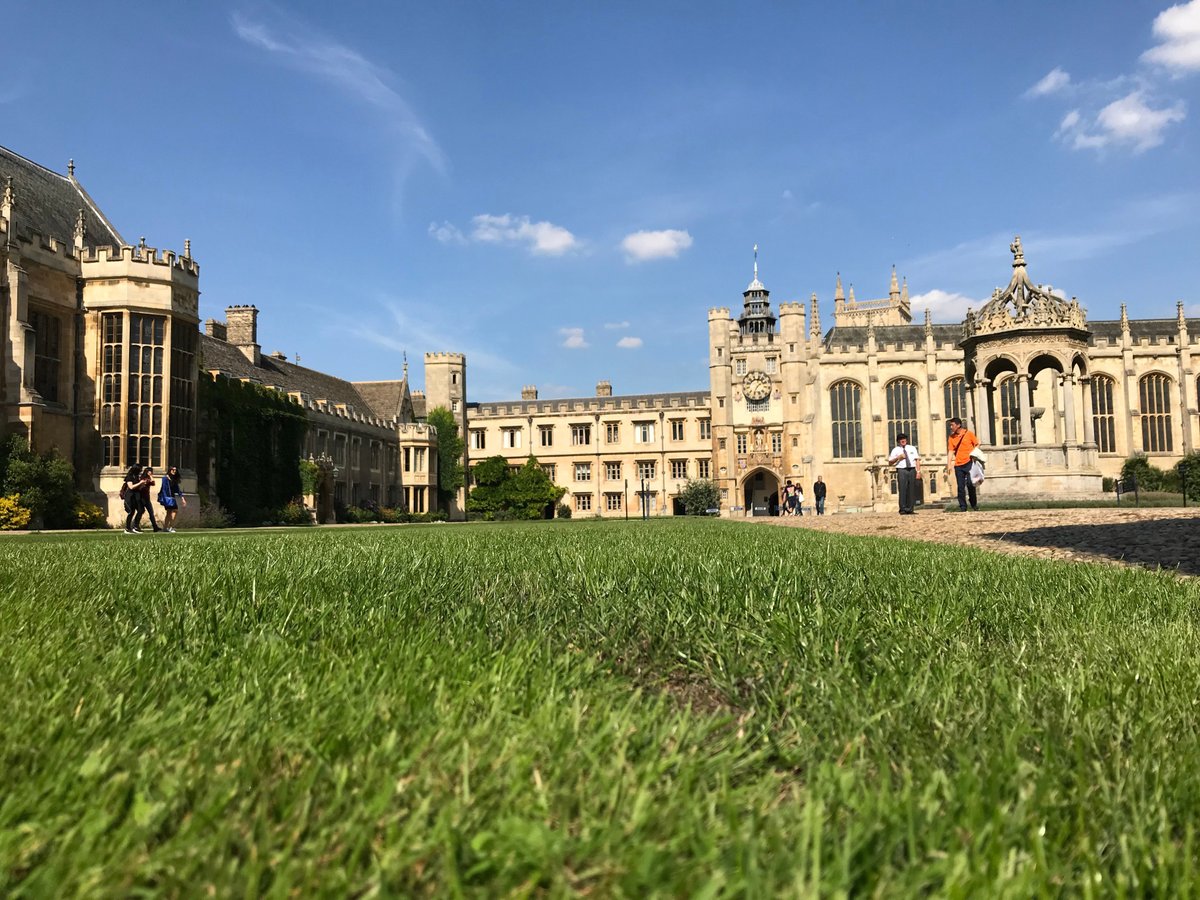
0;145;124;248
1088;318;1200;343
823;323;961;350
199;334;378;414
353;381;406;421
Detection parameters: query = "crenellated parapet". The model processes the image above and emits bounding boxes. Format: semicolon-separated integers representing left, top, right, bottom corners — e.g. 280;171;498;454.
79;241;200;321
425;351;465;362
708;307;731;320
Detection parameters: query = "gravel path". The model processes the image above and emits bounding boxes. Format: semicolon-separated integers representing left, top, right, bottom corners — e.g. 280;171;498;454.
752;506;1200;577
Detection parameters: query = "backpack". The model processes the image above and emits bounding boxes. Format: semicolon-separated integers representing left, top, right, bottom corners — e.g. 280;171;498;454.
119;482;129;500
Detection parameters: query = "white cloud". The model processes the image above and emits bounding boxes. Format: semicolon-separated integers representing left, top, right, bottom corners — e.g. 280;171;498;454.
472;214;579;256
616;336;643;349
559;327;588;349
1027;67;1072;97
908;290;982;320
1142;0;1200;72
1056;91;1186;151
604;321;631;329
1185;301;1200;316
428;221;465;244
621;229;693;262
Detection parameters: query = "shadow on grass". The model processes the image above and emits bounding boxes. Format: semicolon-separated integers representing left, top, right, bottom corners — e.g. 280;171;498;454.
982;516;1200;576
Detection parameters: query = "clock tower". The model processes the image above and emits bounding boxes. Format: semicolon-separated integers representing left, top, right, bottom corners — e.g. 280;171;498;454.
708;247;807;516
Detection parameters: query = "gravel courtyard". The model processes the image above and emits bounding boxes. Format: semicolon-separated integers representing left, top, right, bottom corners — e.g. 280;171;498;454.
754;506;1200;577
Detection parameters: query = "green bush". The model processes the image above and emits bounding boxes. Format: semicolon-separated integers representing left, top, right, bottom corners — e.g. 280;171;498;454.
0;493;31;530
1177;452;1200;502
195;501;235;528
1102;476;1115;493
73;498;109;529
678;479;720;515
0;435;76;528
275;501;313;526
1121;454;1169;491
556;502;572;519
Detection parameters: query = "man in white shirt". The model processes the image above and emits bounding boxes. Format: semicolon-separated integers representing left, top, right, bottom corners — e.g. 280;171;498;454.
887;432;921;515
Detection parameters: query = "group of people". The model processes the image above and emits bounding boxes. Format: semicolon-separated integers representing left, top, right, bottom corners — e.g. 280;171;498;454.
886;416;982;514
120;464;186;534
775;476;828;516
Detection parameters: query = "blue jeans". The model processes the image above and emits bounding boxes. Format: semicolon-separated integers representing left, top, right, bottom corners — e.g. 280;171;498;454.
954;464;977;511
815;496;825;515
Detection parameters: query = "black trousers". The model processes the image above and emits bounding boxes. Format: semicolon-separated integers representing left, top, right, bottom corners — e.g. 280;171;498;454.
897;467;917;513
955;463;978;511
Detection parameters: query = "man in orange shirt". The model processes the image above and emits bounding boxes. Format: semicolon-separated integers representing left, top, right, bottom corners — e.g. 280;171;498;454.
946;417;980;512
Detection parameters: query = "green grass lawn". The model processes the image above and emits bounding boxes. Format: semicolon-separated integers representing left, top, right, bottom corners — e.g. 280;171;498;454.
3;520;1199;896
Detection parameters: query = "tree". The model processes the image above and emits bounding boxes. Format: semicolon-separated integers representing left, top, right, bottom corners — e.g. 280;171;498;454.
0;435;77;528
1177;452;1200;502
678;478;720;516
426;406;464;511
466;455;564;520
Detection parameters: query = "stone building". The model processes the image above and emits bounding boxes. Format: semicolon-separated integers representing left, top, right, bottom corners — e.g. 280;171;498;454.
5;143;1195;521
471;242;1197;515
1;145;437;525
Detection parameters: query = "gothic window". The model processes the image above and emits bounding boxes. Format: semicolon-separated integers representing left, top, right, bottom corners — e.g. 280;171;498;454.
747;396;769;412
100;313;123;467
126;313;165;468
1091;375;1117;454
698;418;711;439
168;320;196;469
605;422;620;443
942;377;968;428
605;461;621;481
30;310;62;403
736;433;747;454
670;419;685;441
735;358;747;376
670;459;688;479
829;380;863;459
571;423;591;446
539;425;553;447
885;378;920;449
574;462;591;481
1140;373;1174;453
997;377;1021;446
771;432;782;454
638;460;656;480
697;458;710;479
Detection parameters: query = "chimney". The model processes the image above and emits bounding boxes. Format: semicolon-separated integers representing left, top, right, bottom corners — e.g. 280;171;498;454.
225;305;260;366
521;385;538;400
596;380;612;397
204;319;227;341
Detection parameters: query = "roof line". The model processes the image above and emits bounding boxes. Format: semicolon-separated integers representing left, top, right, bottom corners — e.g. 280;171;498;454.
70;174;125;246
0;144;69;179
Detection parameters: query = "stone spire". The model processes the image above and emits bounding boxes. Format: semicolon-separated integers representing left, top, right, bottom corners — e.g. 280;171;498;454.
403;350;409;381
809;291;821;338
834;272;844;302
1011;234;1026;268
746;243;764;291
74;208;86;251
890;265;900;301
924;307;933;338
1120;302;1129;331
901;276;909;305
68;158;75;178
184;238;191;259
2;176;14;247
1178;300;1187;328
848;284;856;306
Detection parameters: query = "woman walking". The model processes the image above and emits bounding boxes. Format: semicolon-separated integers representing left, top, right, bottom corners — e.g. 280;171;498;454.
158;465;186;532
122;464;143;534
136;467;162;533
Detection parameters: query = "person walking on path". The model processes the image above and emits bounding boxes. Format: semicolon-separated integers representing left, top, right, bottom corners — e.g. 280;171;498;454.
813;476;827;515
158;465;186;532
136;467;162;533
888;433;921;514
122;464;143;534
782;480;799;517
946;417;980;512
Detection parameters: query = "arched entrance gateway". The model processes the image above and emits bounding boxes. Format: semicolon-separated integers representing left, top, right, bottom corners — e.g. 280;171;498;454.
741;466;781;516
960;237;1103;499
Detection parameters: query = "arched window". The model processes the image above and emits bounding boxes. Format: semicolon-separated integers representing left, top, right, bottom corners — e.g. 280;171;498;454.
943;377;968;429
1091;375;1117;454
829;380;863;459
1140;373;1174;453
885;378;920;449
997;377;1021;446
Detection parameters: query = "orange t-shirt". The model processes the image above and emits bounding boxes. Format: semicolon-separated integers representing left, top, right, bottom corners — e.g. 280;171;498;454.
947;429;979;466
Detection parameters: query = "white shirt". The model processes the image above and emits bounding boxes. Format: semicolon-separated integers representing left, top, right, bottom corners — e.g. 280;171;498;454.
889;444;920;469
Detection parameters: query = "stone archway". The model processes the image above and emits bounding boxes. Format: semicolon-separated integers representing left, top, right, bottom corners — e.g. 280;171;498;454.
741;467;781;516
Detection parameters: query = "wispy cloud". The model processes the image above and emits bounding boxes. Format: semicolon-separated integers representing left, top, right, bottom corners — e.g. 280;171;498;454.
473;214;579;256
1058;91;1186;151
331;295;519;396
616;336;643;349
621;229;693;262
1026;67;1072;97
231;7;445;190
559;327;588;349
1142;0;1200;72
604;320;631;330
1024;4;1198;153
428;221;466;244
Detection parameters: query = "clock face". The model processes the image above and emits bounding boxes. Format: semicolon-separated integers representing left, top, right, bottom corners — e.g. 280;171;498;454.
743;370;771;401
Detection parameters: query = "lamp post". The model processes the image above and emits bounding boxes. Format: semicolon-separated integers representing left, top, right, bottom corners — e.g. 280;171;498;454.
624;479;628;522
640;478;649;520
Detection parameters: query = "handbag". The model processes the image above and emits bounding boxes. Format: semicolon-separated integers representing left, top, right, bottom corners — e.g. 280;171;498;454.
968;446;987;466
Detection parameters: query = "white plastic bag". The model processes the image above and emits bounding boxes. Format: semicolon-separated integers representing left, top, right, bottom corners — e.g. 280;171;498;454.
969;460;985;485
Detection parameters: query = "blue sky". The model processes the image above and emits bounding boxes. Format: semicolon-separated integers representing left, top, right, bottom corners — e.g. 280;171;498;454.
4;1;1199;400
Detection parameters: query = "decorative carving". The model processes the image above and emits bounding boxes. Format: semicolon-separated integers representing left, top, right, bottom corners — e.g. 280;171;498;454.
963;236;1088;338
